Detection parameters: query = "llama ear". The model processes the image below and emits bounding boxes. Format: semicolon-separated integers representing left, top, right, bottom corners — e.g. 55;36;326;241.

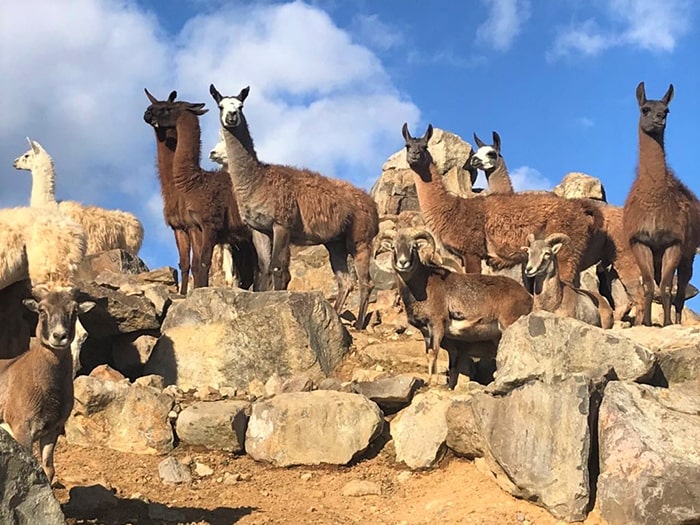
636;82;646;106
238;86;250;102
473;132;486;149
492;131;501;153
168;90;177;103
401;122;412;142
662;84;674;105
144;88;158;104
209;84;222;103
30;139;41;154
424;124;433;142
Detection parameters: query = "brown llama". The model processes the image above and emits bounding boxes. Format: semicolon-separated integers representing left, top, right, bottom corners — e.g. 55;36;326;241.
209;84;379;330
623;82;700;326
144;91;257;291
402;123;602;283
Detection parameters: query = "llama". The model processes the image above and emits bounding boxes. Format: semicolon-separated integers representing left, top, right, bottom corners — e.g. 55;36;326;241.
13;139;143;256
623;82;700;326
0;285;95;483
143;89;257;292
402;123;602;282
209;84;380;330
468;131;514;194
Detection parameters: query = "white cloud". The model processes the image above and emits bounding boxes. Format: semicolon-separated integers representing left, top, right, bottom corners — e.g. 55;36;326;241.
350;14;403;52
578;116;595;128
548;0;693;60
509;166;554;192
0;0;419;271
476;0;531;52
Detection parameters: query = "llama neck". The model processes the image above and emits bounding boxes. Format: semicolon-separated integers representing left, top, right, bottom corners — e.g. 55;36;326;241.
172;111;203;191
410;160;464;237
29;156;57;207
222;116;264;198
531;260;564;311
486;159;514;194
637;126;668;183
154;128;176;189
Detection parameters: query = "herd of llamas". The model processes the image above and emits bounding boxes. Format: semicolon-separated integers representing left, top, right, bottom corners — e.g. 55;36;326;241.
1;80;699;481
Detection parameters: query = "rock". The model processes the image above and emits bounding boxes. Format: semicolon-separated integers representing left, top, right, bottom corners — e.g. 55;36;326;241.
145;288;350;391
473;375;594;521
158;457;192;484
354;375;423;413
89;363;126;382
65;484;118;516
133;374;165;390
95;266;177;291
0;430;65;525
77;249;150;281
246;391;384;467
281;374;314;393
371;128;474;216
492;312;656;394
194;462;214;477
66;376;174;454
341;479;382;497
110;333;159;379
445;394;487;459
552;172;606;201
597;382;700;525
390;390;455;470
176;400;249;453
265;373;284;396
287;245;337;299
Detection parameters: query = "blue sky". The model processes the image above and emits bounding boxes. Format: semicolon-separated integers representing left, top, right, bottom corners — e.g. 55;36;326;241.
1;0;699;300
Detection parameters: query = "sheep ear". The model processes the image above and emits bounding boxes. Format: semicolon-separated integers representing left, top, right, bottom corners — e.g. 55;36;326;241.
22;298;39;313
79;301;96;314
526;233;535;245
521;246;530;254
636;82;646;106
144;88;158;104
238;86;250;102
492;131;501;153
424;124;433;142
473;132;486;149
551;242;564;255
209;84;222;103
662;84;674;105
401;122;411;142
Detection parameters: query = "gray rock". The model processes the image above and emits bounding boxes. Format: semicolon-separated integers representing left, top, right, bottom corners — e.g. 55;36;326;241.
176;400;249;453
354;375;423;413
144;288;351;391
66;376;174;454
0;430;65;525
597;382;700;525
281;374;314;393
445;394;487;459
158;457;192;484
246;391;384;467
77;249;149;281
390;390;455;470
473;375;593;522
111;333;159;379
552;172;606;201
492;312;656;394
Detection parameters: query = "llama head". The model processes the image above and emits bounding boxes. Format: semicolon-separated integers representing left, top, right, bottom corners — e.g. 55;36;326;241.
523;232;570;278
402;123;434;174
144;88;207;131
209;129;228;167
469;131;502;172
13;137;50;171
23;286;95;351
210;84;250;130
636;82;674;139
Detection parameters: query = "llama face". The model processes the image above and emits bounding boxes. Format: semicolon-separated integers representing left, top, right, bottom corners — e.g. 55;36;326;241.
402;123;434;172
636;82;673;138
470;145;500;171
218;97;244;129
13;139;43;171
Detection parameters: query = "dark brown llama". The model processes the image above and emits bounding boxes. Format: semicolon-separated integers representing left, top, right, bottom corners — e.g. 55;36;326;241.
144;90;257;291
209;84;379;330
402;123;602;283
623;82;700;326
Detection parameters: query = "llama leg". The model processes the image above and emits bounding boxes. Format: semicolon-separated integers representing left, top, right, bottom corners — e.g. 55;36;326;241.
351;242;374;330
658;244;682;326
325;241;353;316
252;230;273;291
188;228;205;289
673;257;694;324
195;229;217;289
39;431;59;484
234;240;258;290
630;242;656;326
443;339;468;390
174;228;191;295
270;224;292;290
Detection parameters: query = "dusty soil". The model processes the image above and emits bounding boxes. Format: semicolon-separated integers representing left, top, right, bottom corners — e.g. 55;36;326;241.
51;298;608;525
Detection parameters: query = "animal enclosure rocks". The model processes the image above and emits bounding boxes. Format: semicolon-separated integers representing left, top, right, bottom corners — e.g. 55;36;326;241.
473;375;594;521
371;128;473;216
144;288;351;391
390;390;455;470
0;430;65;525
65;375;174;454
77;249;149;281
492;312;656;393
176;400;250;453
245;391;384;467
353;375;423;413
552;172;606;201
597;381;700;525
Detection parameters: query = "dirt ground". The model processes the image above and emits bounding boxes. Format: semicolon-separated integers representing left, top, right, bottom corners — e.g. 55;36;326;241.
51;300;608;525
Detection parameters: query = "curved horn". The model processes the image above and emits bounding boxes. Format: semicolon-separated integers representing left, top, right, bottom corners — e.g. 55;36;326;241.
144;88;158;104
544;233;571;246
473;132;487;149
373;229;398;258
411;228;437;259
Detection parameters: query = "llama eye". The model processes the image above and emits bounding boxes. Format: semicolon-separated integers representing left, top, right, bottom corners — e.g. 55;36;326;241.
642;107;650;115
487;151;496;158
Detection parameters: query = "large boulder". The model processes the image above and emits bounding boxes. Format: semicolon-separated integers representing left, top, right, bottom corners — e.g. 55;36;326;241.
144;288;351;391
597;382;700;525
176;400;250;453
246;391;384;466
0;430;65;525
552;172;606;201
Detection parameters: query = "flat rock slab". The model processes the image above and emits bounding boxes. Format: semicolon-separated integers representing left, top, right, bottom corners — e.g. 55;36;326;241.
176;400;250;453
246;391;383;467
354;375;423;413
598;381;700;525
